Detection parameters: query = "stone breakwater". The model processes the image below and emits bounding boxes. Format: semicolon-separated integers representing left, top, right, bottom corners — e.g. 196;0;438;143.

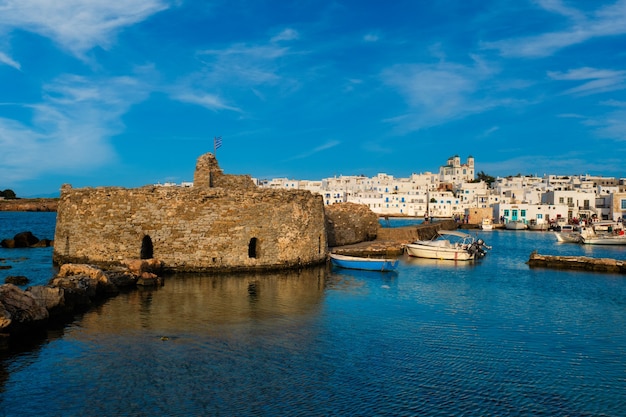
527;252;626;274
0;259;163;348
0;199;58;212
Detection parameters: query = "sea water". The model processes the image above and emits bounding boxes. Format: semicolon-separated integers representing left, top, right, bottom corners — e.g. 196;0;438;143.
0;213;625;416
0;211;57;286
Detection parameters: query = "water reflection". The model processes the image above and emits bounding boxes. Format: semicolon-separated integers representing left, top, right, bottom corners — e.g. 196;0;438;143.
403;255;480;269
78;266;328;336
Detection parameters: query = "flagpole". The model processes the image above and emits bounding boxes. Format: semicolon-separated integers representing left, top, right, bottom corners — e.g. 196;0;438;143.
213;136;222;154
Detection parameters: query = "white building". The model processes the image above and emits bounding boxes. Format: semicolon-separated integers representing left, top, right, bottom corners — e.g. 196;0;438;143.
541;189;599;221
439;155;474;184
493;203;569;225
254;155;626;221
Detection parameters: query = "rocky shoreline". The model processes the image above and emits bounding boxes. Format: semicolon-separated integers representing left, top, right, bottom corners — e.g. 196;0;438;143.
0;198;58;212
0;259;163;349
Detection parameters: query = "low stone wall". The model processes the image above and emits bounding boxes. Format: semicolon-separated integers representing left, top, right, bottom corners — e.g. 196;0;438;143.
375;219;458;243
527;252;626;273
325;203;379;247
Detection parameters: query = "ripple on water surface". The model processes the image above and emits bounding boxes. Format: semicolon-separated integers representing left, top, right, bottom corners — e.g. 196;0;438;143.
0;224;626;416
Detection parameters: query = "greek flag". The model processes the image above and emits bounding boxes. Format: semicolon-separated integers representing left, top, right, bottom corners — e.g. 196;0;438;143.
214;136;222;150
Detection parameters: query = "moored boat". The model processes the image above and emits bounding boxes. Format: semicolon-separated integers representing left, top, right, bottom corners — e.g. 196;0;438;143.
579;222;626;245
554;224;581;243
528;219;549;231
505;220;527;230
480;218;493;231
404;230;491;261
580;233;626;245
329;253;399;272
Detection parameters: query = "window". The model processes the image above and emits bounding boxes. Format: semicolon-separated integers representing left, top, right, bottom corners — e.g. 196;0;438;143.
621;199;626;210
140;235;153;259
248;237;258;258
504;209;510;216
521;210;526;217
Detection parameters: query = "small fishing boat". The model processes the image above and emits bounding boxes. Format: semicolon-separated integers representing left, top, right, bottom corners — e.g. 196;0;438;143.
505;220;527;230
404;230;491;261
580;223;626;245
480;218;493;231
528;219;549;231
329;253;399;272
580;233;626;245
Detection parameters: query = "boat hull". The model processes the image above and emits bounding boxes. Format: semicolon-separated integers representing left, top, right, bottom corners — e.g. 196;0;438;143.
581;235;626;245
505;221;527;230
330;254;399;271
554;232;581;243
404;242;474;261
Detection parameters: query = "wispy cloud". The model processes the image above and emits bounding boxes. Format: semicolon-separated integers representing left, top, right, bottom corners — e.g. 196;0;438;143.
483;0;626;58
183;35;306;111
0;50;20;69
481;126;500;137
0;0;171;57
271;28;299;43
363;33;379;42
381;59;500;132
0;72;153;183
585;101;626;141
287;140;340;160
548;67;626;95
197;44;294;86
173;92;242;112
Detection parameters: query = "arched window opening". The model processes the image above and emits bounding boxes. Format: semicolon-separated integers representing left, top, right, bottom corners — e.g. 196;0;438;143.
140;235;153;259
248;237;258;258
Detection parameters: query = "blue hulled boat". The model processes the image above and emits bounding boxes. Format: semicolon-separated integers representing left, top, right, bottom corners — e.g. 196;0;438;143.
330;253;399;272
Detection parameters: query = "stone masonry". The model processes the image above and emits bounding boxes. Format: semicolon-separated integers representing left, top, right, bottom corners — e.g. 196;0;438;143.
53;153;328;272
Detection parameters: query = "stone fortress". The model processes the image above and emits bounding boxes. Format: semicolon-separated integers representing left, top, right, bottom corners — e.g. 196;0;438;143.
53;153;329;272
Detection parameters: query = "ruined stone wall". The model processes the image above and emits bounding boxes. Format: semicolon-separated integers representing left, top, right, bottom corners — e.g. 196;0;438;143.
53;153;327;272
325;202;379;247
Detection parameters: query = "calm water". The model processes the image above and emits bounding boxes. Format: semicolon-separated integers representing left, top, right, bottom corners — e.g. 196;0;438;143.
1;213;626;416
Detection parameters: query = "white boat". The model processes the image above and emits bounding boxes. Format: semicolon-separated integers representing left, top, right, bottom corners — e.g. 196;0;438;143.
528;219;548;231
554;224;581;243
404;230;490;261
329;253;399;271
579;221;626;245
581;233;626;245
480;218;493;231
505;220;527;230
588;220;623;233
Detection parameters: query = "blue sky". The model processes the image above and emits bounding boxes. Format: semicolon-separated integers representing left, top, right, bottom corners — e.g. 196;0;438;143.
1;0;626;197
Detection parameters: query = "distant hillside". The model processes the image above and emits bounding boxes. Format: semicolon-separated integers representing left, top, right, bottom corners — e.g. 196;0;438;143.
0;198;58;212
